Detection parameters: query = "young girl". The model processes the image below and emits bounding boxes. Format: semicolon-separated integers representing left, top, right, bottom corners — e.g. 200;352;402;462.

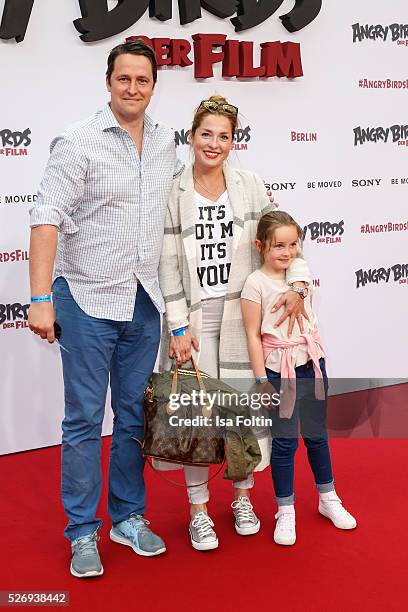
241;211;356;546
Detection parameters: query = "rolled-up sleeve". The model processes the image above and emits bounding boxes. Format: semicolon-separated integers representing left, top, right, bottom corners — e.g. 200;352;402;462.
286;254;311;285
29;135;87;234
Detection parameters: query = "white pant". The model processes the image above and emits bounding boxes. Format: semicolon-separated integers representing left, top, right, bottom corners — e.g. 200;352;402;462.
184;296;254;504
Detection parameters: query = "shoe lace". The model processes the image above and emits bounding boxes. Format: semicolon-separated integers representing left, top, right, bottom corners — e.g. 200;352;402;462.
324;497;352;519
191;512;215;538
76;532;99;556
128;514;150;533
231;497;255;522
276;512;295;530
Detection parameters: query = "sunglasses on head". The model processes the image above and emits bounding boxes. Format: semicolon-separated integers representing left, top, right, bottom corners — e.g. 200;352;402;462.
199;100;239;116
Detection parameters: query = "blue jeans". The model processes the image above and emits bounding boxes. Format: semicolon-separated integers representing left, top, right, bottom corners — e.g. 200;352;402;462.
53;277;160;541
267;358;334;505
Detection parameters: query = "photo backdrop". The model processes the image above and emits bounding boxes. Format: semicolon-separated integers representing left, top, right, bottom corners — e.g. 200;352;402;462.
1;0;407;454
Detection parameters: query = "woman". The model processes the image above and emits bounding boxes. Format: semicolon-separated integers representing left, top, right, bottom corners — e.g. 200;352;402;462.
159;96;310;551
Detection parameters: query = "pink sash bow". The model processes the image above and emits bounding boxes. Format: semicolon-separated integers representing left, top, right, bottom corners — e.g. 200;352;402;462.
262;330;326;418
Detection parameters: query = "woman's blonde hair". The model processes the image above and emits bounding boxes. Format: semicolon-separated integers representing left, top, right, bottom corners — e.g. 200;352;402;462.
256;210;303;254
191;94;238;138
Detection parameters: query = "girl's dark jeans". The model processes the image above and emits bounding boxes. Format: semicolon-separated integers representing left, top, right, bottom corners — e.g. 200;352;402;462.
266;358;334;505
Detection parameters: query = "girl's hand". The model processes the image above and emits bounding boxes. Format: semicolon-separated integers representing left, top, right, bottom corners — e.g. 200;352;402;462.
272;290;309;336
169;331;200;366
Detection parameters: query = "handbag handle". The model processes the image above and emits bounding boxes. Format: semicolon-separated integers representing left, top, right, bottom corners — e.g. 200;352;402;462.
168;356;212;418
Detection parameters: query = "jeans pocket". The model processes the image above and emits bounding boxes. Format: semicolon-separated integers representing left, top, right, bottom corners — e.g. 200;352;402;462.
319;358;329;395
52;277;73;300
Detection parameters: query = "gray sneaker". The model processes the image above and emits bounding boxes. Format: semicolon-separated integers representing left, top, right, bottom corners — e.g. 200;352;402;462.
189;512;219;551
110;514;166;557
231;496;260;535
70;531;104;578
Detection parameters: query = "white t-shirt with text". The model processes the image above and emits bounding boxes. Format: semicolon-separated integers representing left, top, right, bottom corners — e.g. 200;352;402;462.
195;190;234;299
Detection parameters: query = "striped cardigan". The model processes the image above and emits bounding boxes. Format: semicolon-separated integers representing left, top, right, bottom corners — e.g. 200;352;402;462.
158;164;311;379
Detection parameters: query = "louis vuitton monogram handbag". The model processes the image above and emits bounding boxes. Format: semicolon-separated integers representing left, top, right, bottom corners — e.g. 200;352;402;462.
134;358;226;467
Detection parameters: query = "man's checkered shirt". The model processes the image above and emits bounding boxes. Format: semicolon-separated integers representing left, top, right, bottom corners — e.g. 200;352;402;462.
30;104;183;320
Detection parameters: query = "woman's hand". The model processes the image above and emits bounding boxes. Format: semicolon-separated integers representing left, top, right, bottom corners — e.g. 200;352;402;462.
169;331;200;366
272;291;309;337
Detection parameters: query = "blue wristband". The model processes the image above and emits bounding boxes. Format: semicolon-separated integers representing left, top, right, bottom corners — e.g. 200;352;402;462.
172;326;188;337
31;294;52;303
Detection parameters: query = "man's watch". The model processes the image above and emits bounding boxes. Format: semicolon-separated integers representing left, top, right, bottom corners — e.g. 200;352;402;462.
289;285;309;299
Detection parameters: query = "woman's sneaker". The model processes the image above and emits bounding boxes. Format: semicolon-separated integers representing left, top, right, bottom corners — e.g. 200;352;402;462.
319;492;357;529
231;496;260;535
189;512;218;551
70;531;104;578
274;505;296;546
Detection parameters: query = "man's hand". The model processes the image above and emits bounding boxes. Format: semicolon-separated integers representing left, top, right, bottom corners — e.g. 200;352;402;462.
272;290;309;336
169;330;200;366
28;302;56;343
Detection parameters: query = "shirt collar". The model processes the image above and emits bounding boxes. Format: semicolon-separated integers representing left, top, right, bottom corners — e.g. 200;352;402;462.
98;103;157;134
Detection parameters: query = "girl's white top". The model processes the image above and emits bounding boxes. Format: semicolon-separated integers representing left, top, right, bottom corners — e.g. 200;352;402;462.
241;269;325;372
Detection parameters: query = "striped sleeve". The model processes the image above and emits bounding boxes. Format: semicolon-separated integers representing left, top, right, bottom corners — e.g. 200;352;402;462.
158;203;190;331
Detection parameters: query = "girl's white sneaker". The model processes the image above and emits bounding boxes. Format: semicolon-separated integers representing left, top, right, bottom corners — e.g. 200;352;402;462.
274;505;296;545
319;491;357;529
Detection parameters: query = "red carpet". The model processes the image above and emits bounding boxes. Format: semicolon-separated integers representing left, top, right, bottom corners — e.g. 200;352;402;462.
1;388;407;611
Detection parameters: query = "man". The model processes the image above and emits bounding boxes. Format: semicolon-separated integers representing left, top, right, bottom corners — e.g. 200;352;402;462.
28;40;182;578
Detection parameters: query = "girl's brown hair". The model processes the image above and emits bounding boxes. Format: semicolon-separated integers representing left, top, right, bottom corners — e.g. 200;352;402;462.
256;211;303;254
191;94;238;138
